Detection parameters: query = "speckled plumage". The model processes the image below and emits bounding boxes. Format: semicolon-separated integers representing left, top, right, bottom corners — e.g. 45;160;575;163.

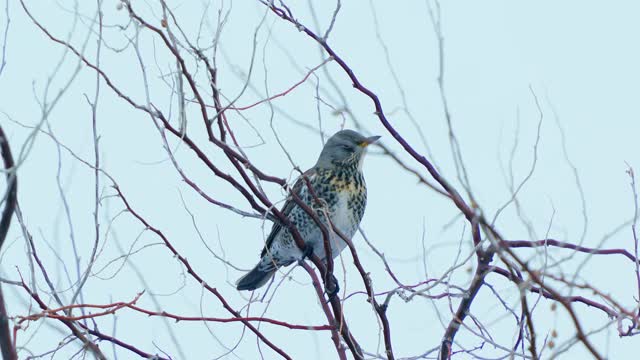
237;130;379;291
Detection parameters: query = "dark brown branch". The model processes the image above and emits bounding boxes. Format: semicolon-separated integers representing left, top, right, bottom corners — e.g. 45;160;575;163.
18;280;163;360
16;207;106;359
261;2;608;358
21;3;363;357
19;1;278;218
486;228;604;359
490;267;619;318
520;290;538;360
300;262;348;360
262;1;478;238
331;226;395;359
439;249;495;360
0;124;17;360
113;185;293;359
502;239;638;263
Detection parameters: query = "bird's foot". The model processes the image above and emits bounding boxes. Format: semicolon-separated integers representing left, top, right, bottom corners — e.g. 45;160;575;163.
297;245;314;266
324;273;340;300
302;244;314;260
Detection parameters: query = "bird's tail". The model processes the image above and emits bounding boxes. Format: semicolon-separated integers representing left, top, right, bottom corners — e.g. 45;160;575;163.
236;264;277;291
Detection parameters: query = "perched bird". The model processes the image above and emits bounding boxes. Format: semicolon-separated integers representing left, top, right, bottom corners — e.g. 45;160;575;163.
236;130;380;291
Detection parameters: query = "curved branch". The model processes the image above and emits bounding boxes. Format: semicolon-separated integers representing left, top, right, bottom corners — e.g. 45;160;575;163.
0;123;17;360
439;249;495;360
490;267;619;319
503;239;638;263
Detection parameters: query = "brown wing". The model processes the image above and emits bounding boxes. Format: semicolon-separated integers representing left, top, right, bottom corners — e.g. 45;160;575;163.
260;168;317;257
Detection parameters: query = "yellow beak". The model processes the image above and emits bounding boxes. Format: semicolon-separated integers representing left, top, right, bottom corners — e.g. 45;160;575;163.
360;135;381;147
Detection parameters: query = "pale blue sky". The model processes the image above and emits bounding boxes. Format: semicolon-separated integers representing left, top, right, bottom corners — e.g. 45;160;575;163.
1;1;639;359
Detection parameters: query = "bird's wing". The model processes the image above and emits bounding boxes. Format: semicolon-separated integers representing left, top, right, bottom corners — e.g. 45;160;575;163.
261;168;317;258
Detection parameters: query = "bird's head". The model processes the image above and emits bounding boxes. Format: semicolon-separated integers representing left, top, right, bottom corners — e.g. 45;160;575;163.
315;129;380;169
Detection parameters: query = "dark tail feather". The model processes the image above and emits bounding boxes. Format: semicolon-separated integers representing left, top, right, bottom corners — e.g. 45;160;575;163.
236;265;276;291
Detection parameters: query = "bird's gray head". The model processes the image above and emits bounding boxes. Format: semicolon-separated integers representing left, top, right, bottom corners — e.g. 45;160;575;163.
315;130;380;169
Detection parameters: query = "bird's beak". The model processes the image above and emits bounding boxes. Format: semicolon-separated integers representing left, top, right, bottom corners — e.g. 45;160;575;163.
360;135;381;147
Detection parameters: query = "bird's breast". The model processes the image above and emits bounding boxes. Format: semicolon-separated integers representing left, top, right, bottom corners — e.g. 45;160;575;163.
330;187;366;236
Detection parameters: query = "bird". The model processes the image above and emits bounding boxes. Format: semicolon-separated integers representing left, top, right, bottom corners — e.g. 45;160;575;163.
236;129;380;291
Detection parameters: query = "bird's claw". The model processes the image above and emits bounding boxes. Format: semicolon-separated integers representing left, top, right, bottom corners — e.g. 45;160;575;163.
324;273;340;300
302;244;314;260
298;245;339;299
297;245;314;266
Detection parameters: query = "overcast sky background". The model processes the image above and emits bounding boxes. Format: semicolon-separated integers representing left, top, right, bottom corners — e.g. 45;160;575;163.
1;1;640;359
